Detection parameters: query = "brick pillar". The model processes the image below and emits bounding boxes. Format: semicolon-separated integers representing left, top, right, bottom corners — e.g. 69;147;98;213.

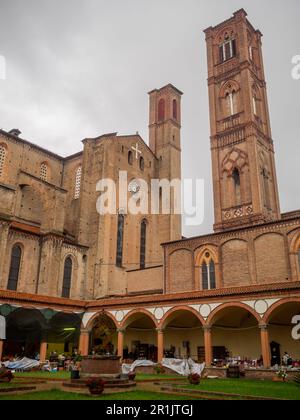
79;330;90;356
39;342;48;363
0;340;4;361
157;329;165;363
260;324;271;369
203;326;213;366
117;329;125;361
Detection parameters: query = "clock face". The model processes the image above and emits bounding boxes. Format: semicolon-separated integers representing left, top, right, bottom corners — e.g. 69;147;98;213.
128;180;140;195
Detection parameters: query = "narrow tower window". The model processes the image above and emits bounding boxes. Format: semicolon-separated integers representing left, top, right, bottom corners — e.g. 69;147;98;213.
226;91;236;116
173;99;178;121
220;38;236;62
7;245;22;291
158;98;165;122
116;214;124;267
233;168;241;206
74;166;82;199
262;169;271;209
0;145;7;178
140;157;145;171
140;220;147;269
62;257;72;298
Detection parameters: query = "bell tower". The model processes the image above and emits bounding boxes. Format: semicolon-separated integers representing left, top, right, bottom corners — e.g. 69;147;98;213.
204;9;281;232
149;84;183;242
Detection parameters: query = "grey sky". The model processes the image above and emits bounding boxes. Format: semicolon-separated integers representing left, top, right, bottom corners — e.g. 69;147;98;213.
0;0;299;238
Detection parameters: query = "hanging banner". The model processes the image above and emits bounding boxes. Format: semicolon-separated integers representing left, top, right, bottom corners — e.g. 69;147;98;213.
0;315;6;340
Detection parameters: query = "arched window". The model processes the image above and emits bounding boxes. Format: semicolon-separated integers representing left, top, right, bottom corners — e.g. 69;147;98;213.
173;99;178;120
158;98;165;122
139;157;144;171
262;168;271;209
40;162;48;182
201;253;216;290
128;151;133;166
226;91;237;116
7;245;22;291
219;37;237;62
116;214;124;267
140;220;147;269
233;168;241;206
62;257;72;298
0;145;7;178
74;166;82;199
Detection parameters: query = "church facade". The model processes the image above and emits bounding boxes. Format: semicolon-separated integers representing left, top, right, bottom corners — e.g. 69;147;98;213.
0;9;299;369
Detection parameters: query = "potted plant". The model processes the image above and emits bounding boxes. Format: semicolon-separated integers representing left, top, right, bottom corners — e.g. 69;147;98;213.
273;367;288;382
188;373;201;385
128;371;136;381
154;363;166;375
86;377;106;395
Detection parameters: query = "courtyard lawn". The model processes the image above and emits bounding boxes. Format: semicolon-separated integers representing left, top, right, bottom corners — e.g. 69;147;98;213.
173;379;300;400
14;371;71;380
0;389;195;401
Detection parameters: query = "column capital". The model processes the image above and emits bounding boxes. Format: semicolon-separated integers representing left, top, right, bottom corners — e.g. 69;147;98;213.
203;325;212;332
80;329;90;335
259;323;269;331
156;328;165;334
117;328;126;334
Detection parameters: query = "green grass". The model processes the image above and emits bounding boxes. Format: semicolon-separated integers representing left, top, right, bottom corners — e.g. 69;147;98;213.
0;389;195;401
14;371;71;380
174;379;300;400
136;374;182;381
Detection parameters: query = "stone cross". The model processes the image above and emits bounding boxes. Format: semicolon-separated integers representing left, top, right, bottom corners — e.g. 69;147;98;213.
132;143;142;160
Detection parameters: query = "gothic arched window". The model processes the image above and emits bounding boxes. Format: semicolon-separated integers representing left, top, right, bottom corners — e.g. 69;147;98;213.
62;257;73;298
7;245;22;291
201;254;216;291
128;151;133;166
140;220;147;269
0;145;7;178
74;166;82;199
226;91;237;116
173;99;178;120
40;162;48;182
158;98;165;122
219;36;237;63
233;168;241;206
116;214;124;267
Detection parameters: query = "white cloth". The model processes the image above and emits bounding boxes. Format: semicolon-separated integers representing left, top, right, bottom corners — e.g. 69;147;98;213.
122;359;155;374
3;357;40;371
0;315;5;340
122;358;205;376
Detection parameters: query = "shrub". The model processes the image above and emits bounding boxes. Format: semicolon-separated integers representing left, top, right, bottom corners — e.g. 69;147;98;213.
188;373;201;385
154;364;166;375
86;377;106;395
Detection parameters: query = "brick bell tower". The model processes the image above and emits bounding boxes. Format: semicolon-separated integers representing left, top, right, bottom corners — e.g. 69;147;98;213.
204;9;281;232
149;84;183;242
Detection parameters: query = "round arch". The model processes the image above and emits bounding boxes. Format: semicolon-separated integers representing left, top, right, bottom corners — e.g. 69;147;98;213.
207;302;261;326
86;311;118;332
161;306;205;330
121;308;158;330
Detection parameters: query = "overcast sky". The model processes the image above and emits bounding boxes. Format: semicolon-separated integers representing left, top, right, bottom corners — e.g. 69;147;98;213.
0;0;299;237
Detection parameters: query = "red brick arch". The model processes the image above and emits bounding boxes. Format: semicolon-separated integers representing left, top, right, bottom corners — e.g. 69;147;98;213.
121;308;158;329
161;305;205;330
263;298;300;324
206;301;261;326
85;310;118;331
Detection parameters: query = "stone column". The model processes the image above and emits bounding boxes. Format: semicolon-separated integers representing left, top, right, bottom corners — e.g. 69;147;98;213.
260;324;271;369
203;326;213;366
39;342;48;363
79;329;90;357
157;329;165;363
0;340;4;361
117;329;125;361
